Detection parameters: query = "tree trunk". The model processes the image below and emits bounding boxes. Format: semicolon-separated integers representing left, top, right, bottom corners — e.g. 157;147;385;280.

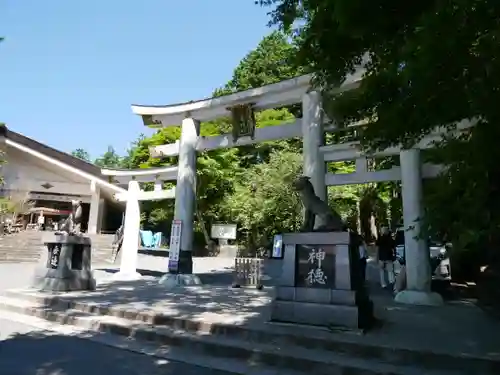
195;208;215;255
360;187;379;242
356;199;362;234
369;213;378;240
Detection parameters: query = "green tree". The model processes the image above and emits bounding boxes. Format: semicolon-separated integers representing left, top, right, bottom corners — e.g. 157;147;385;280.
213;31;304;97
129;31;309;248
127;124;241;251
94;146;122;168
212;31;305;166
222;147;303;253
128;28;389;249
124;29;393;253
71;148;91;162
260;1;500;266
119;134;147;169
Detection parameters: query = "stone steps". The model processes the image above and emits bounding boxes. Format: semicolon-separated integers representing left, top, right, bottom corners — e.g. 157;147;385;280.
0;233;116;264
0;298;303;375
0;289;494;375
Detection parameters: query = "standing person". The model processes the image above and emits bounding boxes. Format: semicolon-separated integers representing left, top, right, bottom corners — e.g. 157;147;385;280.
111;224;124;263
358;236;368;284
37;214;45;231
376;227;396;289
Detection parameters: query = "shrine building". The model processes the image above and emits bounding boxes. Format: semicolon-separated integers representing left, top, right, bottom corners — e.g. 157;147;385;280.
0;125;125;233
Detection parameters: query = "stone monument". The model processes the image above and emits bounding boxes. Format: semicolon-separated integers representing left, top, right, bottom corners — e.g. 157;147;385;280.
59;199;83;234
34;200;96;292
270;176;374;331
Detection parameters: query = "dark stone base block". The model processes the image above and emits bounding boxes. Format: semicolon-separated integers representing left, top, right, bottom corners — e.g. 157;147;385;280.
271;300;360;329
169;250;193;274
33;271;96;292
271;287;374;330
271;231;375;331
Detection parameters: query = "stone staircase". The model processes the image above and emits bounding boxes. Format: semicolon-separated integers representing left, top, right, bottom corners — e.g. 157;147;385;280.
1;285;499;375
86;233;116;265
0;231;45;263
0;231;116;265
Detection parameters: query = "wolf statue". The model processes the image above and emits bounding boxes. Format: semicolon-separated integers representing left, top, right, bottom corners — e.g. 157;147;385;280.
59;200;83;235
293;176;346;232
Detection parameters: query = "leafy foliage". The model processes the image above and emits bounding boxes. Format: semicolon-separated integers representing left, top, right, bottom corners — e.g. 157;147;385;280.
260;0;500;257
71;148;91;162
222;148;303;253
213;31;304;97
94;146;122;168
92;29;396;251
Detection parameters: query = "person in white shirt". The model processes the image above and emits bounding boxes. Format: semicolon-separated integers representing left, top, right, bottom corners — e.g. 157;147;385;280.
37;214;45;231
358;235;368;283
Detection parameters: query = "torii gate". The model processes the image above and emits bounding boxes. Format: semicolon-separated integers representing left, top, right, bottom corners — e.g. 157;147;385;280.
101;166;177;281
130;73;362;276
128;71;472;306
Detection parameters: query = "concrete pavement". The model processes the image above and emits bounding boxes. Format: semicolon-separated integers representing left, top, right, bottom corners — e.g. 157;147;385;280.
0;254;393;375
0;256;237;375
0;316;229;375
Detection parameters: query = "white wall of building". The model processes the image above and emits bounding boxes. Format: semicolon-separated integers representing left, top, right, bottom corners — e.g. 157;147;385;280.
2;148;93;197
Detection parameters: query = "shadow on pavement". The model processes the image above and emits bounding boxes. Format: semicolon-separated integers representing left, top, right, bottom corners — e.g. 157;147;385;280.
137;249;169;257
0;330;225;375
95;268;236;285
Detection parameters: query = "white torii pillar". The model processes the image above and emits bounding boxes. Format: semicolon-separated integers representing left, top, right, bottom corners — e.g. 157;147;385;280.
111;184;177;281
394;149;443;306
101;166;178;281
171;117;199;274
112;180;142;281
88;180;101;234
302;91;327;227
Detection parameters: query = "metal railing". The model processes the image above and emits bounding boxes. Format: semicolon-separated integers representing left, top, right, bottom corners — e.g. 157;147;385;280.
232;257;264;289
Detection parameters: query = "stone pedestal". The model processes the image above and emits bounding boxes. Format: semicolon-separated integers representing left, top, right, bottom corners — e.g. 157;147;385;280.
34;233;96;292
217;244;238;258
177;250;193;274
271;232;374;330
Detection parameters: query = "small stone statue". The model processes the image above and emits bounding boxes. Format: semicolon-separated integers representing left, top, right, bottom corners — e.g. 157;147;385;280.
59;200;83;235
293;176;346;232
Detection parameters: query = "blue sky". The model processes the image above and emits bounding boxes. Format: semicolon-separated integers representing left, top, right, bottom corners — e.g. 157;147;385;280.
0;1;272;160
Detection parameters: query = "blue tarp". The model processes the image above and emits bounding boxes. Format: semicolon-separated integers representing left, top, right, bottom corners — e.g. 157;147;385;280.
153;232;162;247
140;230;163;248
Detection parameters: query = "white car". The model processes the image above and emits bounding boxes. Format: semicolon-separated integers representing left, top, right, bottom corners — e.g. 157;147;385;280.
394;229;451;280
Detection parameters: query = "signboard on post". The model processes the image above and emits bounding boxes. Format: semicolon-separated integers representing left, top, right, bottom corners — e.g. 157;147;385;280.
271;234;283;259
168;220;182;272
210;223;237;240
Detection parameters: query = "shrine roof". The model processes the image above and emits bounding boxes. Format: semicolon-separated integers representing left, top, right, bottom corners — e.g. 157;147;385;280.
1;125;126;195
100;165;177;176
101;165;178;183
131;71;364;128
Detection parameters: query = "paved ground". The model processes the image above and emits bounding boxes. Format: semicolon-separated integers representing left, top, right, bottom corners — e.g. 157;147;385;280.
3;253;499;374
0;255;237;375
0;317;230;375
0;263;38;291
0;254;235;290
